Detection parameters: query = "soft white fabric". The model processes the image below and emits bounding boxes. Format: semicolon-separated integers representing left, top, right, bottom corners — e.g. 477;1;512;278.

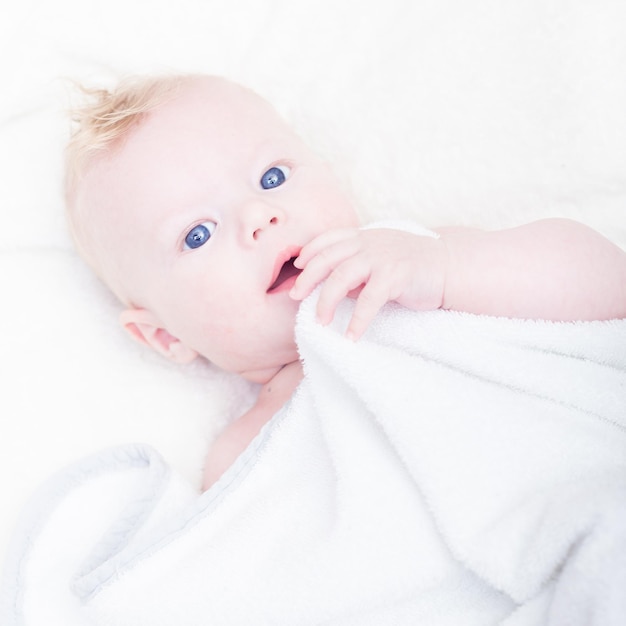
2;290;625;625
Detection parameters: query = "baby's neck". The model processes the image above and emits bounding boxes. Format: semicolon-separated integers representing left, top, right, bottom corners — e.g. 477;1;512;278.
203;360;303;489
256;360;303;412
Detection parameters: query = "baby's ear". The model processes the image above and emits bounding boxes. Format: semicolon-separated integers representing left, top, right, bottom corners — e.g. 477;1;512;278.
119;308;198;365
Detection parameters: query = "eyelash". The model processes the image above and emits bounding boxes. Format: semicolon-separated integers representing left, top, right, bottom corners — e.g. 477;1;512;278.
260;164;291;189
183;221;216;251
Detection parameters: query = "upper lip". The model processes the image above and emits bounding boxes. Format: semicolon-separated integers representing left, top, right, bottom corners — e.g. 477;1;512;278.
267;246;302;292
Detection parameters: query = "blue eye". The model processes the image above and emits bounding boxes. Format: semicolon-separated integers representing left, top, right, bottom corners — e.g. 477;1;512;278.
260;165;290;189
184;221;216;250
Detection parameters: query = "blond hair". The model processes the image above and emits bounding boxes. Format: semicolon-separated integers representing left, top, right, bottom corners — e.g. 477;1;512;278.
64;74;196;198
64;74;196;303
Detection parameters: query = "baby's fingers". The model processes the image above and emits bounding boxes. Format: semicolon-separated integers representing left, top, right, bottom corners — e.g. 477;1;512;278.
345;279;391;341
291;236;361;301
294;228;358;269
314;256;371;326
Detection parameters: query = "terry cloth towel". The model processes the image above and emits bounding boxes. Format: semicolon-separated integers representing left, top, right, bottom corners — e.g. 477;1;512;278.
2;290;626;625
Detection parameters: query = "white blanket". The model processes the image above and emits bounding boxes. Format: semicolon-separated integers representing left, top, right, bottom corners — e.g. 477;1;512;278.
2;291;626;625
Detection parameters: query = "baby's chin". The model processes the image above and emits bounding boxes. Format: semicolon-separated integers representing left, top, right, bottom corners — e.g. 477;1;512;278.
238;345;301;384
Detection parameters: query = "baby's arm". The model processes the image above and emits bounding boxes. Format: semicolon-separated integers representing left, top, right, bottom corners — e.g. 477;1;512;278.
291;218;626;339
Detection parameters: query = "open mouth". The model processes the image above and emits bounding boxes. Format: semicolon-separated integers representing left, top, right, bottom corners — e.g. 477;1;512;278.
267;256;302;293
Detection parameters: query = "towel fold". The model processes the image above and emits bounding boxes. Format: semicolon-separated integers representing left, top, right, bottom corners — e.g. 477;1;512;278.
2;292;625;625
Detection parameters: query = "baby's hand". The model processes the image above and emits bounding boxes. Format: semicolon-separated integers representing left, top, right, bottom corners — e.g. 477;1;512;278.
290;228;448;340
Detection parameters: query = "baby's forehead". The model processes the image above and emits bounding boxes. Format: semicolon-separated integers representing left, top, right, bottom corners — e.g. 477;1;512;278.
159;77;284;130
78;78;303;213
137;80;305;162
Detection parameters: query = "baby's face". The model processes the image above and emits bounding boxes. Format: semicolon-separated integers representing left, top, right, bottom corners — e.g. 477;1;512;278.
78;78;358;382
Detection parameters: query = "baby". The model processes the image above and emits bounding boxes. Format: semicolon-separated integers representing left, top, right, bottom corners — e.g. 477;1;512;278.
65;74;626;488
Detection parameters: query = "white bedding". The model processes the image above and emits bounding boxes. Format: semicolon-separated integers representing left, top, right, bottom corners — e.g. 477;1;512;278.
2;289;626;624
2;1;626;622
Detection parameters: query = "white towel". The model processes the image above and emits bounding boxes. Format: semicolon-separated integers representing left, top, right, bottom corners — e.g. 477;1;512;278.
2;293;626;625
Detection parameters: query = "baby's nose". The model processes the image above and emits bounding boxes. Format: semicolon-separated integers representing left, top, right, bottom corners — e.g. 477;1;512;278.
253;216;279;240
240;200;283;243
